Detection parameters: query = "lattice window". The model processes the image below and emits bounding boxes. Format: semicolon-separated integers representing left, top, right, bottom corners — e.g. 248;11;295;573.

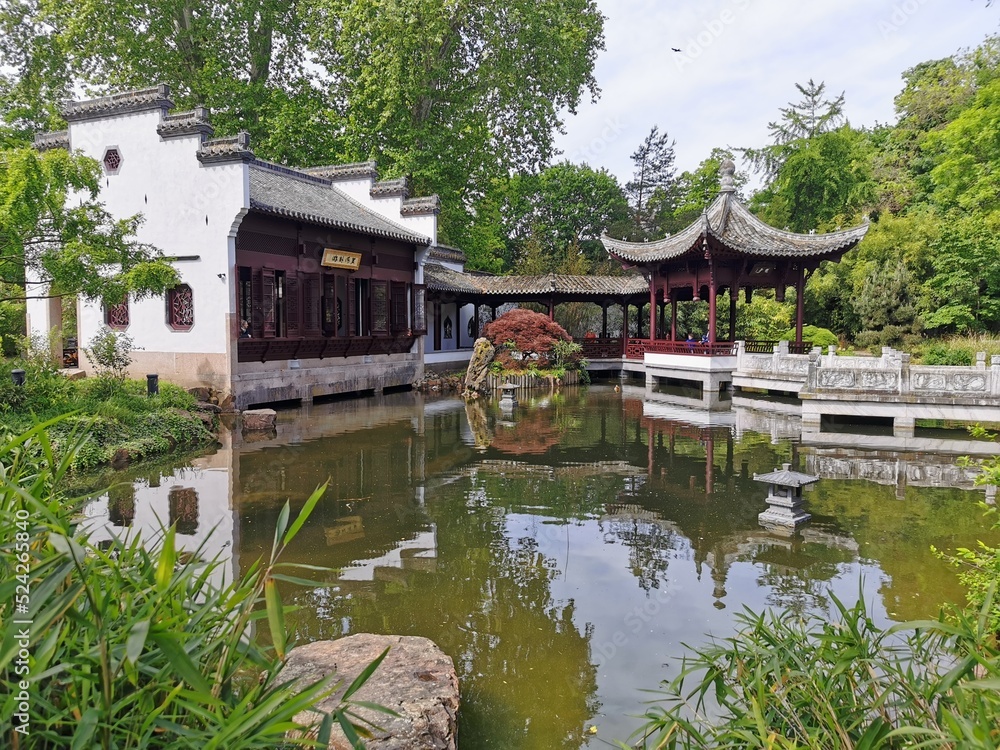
371;280;389;335
390;282;408;333
411;285;427;335
167;284;194;330
103;147;122;173
105;298;130;330
303;274;322;337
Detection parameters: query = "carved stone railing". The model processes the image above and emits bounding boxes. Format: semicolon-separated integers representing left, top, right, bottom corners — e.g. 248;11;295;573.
735;340;817;383
736;343;1000;401
803;347;1000;401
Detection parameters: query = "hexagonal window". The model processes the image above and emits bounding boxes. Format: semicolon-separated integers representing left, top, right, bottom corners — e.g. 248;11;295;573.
103;147;122;174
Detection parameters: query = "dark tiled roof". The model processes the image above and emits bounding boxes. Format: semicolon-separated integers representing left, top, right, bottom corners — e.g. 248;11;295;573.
64;84;173;122
424;263;483;293
34;130;69;151
197;132;254;164
249;162;431;245
401;195;441;216
370;177;410;198
602;192;869;262
303;162;379;181
158;106;214;139
424;264;648;297
427;245;466;264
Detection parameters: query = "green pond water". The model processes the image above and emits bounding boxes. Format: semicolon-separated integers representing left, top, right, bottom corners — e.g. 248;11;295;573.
89;385;998;748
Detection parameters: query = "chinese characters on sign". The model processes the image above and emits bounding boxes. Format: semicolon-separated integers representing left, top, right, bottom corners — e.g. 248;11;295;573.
321;248;363;271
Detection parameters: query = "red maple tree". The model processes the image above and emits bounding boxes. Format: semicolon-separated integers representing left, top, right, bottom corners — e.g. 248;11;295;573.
483;308;574;371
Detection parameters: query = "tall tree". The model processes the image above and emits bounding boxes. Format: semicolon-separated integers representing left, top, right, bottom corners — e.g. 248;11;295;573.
626;126;676;239
0;147;177;304
501;162;629;271
744;79;846;177
307;0;605;255
751;126;873;233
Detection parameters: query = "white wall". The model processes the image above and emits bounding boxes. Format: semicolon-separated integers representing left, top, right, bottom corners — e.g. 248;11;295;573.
63;109;247;357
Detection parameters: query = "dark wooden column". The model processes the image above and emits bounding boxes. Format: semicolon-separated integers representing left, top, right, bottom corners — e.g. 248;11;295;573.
433;300;442;351
472;303;480;339
670;297;677;341
622;303;629;340
795;267;805;344
601;303;608;338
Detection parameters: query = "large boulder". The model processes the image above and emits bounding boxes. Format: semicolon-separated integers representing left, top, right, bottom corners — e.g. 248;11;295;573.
280;634;459;750
463;337;495;398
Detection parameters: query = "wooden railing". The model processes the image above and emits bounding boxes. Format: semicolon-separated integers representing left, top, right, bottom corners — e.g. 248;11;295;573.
624;339;740;359
579;337;624;359
743;340;778;354
237;334;416;363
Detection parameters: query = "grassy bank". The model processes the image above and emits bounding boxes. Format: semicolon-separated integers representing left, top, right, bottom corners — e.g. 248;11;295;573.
0;358;217;472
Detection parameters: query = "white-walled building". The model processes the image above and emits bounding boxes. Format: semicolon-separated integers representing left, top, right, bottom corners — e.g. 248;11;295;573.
30;84;441;408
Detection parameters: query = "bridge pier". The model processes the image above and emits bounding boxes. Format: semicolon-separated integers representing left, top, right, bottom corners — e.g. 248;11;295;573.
893;416;915;438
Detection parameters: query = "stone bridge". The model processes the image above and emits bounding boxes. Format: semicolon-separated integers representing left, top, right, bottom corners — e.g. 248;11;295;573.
734;343;1000;437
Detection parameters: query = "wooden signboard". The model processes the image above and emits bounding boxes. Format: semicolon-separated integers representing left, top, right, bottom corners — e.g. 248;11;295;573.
321;248;363;271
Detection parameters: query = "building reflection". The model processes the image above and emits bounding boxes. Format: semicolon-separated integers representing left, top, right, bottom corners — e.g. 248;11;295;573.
80;387;994;746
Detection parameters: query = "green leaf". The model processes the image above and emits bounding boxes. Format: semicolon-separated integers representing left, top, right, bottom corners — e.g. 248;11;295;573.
126;619;150;665
149;631;213;695
71;707;101;750
284;483;327;545
264;575;287;661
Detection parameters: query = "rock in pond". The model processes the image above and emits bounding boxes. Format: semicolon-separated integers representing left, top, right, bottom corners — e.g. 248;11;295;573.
279;634;459;750
241;408;276;431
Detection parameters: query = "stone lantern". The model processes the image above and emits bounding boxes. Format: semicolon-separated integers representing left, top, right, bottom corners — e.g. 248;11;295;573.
753;463;818;529
499;382;518;413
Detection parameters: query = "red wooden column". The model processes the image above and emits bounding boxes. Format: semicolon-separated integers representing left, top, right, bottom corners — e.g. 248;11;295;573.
795;266;805;344
708;259;718;344
621;303;628;341
648;283;657;341
548;298;554;320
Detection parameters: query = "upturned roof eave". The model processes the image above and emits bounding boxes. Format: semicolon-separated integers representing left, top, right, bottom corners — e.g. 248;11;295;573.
601;193;870;264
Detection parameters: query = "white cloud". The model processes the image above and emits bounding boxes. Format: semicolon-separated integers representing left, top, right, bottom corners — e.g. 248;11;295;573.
554;0;998;183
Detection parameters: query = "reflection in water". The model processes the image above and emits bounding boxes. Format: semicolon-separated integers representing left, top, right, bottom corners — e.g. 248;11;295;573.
84;388;999;748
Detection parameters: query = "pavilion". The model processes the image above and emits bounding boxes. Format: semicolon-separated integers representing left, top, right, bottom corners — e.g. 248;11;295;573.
601;159;869;358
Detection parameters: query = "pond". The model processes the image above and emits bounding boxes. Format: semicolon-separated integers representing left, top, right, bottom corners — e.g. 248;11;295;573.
83;385;997;748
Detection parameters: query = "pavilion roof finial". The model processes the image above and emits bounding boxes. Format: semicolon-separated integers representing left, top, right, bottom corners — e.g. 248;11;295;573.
719;158;736;193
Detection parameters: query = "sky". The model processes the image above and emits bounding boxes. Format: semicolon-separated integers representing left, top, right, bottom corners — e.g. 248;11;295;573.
553;0;999;185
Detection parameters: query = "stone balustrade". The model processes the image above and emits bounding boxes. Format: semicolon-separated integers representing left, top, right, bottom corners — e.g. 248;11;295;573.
735;342;1000;401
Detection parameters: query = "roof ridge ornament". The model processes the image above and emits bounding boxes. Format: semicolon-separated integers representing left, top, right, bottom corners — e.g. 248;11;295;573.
719;158;736;193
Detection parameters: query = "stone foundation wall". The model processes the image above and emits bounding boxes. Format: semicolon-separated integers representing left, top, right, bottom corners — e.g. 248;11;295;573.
78;350;233;393
234;353;421;409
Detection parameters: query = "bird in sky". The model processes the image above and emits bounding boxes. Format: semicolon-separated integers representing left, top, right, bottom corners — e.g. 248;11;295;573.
671;47;682;52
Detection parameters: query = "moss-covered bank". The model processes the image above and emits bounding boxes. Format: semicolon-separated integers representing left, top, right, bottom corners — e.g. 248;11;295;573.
0;358;218;472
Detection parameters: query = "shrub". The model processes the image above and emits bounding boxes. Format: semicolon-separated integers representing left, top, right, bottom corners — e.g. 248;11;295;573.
921;342;975;366
780;324;839;349
0;420;389;747
483;308;576;373
84;326;138;382
626;590;1000;749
